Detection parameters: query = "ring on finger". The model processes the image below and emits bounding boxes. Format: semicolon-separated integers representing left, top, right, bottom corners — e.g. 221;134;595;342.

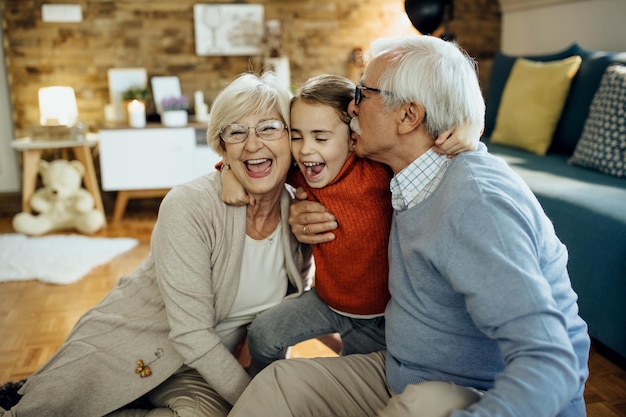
303;225;308;235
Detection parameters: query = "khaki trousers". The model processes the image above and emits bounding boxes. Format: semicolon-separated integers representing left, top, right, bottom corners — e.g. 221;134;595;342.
107;366;231;417
228;351;480;417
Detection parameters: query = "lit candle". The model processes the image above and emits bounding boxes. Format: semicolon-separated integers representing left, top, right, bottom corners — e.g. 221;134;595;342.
127;100;146;128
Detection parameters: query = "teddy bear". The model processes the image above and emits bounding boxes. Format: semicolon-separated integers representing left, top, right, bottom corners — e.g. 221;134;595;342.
12;159;106;236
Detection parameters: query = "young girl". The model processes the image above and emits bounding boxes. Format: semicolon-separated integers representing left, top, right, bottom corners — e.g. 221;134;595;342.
221;74;480;372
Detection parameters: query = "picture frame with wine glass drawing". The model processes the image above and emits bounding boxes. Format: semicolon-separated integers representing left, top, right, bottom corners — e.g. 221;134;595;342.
193;4;264;56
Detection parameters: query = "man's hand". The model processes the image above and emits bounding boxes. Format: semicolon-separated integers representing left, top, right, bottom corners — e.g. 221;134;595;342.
289;187;338;244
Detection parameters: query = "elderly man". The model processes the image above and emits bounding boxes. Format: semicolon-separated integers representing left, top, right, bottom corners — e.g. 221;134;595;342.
228;35;590;417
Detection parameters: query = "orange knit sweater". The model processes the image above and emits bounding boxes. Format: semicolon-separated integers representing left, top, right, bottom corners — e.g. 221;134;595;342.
288;153;392;315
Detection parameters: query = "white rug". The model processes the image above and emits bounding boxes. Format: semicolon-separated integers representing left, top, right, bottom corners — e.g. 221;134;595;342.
0;233;139;284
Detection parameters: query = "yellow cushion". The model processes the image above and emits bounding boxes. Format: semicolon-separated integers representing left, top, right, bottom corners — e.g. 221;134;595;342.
490;56;582;155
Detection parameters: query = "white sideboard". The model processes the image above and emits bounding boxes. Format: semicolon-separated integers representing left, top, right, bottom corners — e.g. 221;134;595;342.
98;124;221;221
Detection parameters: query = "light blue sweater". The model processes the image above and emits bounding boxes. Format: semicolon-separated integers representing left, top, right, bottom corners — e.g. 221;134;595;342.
385;144;590;417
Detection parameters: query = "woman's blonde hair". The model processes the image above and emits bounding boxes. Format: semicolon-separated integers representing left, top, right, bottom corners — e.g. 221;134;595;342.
207;71;292;155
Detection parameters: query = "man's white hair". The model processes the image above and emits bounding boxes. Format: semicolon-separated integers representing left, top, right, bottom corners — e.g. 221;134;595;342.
371;35;485;138
370;37;407;57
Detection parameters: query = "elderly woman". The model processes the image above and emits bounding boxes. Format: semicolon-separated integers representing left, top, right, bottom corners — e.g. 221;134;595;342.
0;72;312;417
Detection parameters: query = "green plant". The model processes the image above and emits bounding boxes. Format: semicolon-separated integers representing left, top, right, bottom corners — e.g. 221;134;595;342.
121;86;151;101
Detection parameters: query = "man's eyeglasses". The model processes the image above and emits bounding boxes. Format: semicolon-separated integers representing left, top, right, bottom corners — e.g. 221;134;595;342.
354;85;393;105
219;120;287;143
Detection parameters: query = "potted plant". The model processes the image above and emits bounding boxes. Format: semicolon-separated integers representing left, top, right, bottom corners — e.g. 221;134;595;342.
121;86;151;102
161;95;189;127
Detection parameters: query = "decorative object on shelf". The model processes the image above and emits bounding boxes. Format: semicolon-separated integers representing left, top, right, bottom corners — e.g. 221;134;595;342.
121;86;151;102
104;104;116;122
151;76;182;115
127;100;146;128
121;85;150;123
194;90;210;122
107;68;148;122
347;47;370;84
29;123;87;142
161;96;189;127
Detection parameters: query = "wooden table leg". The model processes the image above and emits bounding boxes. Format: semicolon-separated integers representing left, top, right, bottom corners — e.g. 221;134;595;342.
112;189;169;223
21;148;43;213
72;145;107;225
112;190;130;224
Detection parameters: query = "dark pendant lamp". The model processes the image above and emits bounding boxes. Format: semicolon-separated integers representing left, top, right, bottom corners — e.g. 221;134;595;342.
404;0;455;41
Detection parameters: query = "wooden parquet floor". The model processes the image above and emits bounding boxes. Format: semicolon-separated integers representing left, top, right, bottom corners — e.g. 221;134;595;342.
0;209;625;416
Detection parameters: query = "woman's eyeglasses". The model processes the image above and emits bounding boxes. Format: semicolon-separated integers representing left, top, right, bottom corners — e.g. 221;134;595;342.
354;85;393;105
220;120;287;143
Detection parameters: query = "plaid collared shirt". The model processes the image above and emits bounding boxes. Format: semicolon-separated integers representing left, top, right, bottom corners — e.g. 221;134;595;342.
390;149;450;212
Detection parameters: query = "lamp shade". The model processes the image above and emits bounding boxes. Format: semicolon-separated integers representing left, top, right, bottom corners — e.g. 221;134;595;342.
38;86;78;126
404;0;446;35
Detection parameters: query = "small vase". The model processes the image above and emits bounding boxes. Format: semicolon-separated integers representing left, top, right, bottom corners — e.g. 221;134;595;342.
162;110;188;127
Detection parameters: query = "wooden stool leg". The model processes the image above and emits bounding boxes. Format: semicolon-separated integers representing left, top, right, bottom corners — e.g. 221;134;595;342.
112;190;130;224
72;145;106;225
21;149;43;213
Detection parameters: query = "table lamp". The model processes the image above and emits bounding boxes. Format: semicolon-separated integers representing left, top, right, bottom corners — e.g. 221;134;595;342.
38;86;78;126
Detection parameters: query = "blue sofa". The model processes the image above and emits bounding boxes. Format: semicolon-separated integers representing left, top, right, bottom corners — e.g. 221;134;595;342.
482;44;626;365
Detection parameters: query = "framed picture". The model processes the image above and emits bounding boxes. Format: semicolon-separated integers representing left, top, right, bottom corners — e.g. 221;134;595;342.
193;4;264;56
151;76;182;115
107;68;147;122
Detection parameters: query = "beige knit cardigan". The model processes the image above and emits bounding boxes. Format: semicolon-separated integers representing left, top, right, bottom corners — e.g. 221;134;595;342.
14;173;313;417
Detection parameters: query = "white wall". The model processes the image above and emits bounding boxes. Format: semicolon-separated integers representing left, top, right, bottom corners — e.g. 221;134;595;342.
0;10;20;193
500;0;626;55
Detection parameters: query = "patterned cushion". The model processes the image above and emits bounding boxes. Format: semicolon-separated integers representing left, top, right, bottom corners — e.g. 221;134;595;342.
551;47;626;154
569;65;626;178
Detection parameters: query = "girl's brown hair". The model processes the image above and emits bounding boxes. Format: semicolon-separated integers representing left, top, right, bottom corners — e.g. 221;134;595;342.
293;74;355;125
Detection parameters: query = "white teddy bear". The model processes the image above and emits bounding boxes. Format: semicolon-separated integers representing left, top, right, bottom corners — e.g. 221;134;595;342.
12;159;106;236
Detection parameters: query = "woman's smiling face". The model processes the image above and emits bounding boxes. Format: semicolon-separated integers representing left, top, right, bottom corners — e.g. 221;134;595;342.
224;110;291;199
290;100;353;188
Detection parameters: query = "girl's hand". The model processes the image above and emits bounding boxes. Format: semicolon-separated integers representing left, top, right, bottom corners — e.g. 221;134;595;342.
234;337;252;370
220;165;256;206
433;122;484;158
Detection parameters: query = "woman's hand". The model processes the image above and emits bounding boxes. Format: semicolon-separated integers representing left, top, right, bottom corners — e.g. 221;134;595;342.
433;122;484;157
289;187;338;244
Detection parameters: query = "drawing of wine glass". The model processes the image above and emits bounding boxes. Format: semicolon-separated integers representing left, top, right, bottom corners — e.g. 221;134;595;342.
203;6;224;51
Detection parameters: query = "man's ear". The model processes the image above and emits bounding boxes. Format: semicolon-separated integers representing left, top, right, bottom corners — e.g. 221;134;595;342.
398;102;425;135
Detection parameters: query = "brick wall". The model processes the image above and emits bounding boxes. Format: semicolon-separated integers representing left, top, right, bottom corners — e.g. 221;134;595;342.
1;0;501;135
